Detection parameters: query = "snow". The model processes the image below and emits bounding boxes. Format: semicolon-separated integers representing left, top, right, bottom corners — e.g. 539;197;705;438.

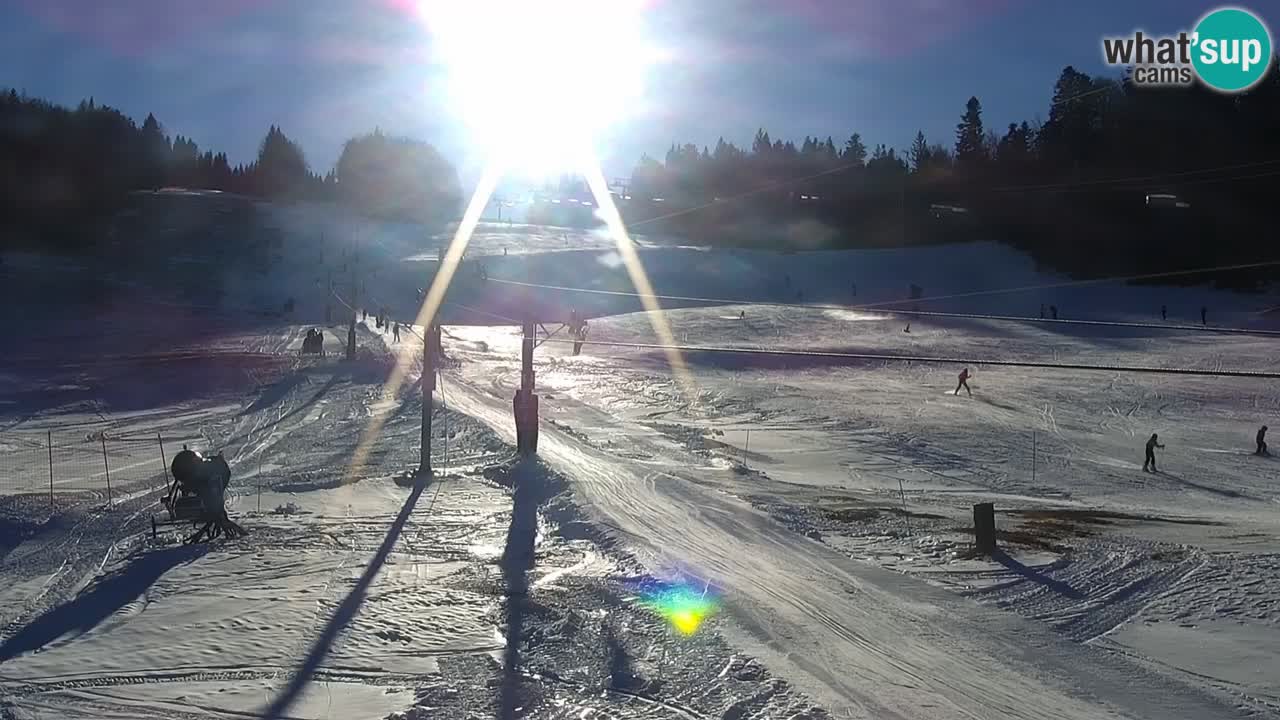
3;206;1280;718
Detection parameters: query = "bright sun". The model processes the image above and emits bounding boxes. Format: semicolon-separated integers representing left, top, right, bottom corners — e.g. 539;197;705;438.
423;0;654;177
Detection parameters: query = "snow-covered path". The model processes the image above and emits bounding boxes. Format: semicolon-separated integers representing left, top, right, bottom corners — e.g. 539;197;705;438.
6;214;1279;718
442;367;1247;719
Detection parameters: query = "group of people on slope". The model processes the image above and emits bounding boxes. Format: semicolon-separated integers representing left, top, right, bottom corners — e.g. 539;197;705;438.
952;368;1269;471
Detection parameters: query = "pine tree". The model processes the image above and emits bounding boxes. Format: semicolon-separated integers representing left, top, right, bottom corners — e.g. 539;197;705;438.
842;133;867;166
752;128;772;156
954;96;987;172
822;136;837;160
139;113;170;189
256;125;308;198
334;130;461;222
909;131;931;173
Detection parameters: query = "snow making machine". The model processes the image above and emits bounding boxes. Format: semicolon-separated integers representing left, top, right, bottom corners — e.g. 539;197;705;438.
151;446;246;542
300;328;326;356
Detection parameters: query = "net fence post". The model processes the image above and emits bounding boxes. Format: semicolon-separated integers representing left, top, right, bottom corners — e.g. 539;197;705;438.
974;502;997;555
158;432;169;494
47;429;54;512
101;435;113;508
1032;431;1037;487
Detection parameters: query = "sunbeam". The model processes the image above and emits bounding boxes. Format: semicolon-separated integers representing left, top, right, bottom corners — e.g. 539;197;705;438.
344;163;503;482
582;162;695;399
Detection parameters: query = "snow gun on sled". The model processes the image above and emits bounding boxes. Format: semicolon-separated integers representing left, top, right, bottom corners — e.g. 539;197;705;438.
300;328;326;356
151;446;247;543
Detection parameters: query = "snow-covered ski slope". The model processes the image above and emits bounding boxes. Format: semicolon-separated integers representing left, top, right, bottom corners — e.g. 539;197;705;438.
260;201;1279;329
3;200;1279;719
259;205;1280;717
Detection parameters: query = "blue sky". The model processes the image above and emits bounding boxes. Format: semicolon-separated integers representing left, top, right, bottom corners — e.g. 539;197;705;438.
0;0;1248;183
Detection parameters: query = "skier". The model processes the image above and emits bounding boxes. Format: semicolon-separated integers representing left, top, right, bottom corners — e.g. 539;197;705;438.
1040;304;1045;319
739;310;745;320
1257;425;1269;456
1201;306;1207;326
393;322;401;343
903;322;911;334
955;367;971;396
1143;433;1165;472
1050;305;1058;320
1161;305;1167;321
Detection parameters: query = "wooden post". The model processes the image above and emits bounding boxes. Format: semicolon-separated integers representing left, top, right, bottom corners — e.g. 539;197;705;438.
347;243;358;360
1032;431;1037;487
326;268;334;324
47;430;54;511
419;323;437;477
973;502;996;554
514;318;538;456
899;479;911;536
101;435;113;507
157;432;169;493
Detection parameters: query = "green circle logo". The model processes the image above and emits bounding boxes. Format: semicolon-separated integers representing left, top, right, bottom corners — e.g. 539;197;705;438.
1191;7;1273;92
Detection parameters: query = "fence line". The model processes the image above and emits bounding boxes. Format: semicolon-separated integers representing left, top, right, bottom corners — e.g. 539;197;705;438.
0;429;226;512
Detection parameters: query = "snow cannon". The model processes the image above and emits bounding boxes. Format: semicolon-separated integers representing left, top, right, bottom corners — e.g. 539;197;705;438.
301;328;325;356
153;445;246;543
169;447;205;492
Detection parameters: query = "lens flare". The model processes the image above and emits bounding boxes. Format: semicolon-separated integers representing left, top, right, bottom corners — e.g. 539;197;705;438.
421;0;655;176
342;162;502;483
626;576;721;635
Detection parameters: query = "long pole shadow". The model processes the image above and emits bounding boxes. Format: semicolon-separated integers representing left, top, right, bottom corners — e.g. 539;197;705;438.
258;477;426;720
1157;470;1250;500
603;622;637;691
0;545;207;664
498;459;541;720
991;549;1084;599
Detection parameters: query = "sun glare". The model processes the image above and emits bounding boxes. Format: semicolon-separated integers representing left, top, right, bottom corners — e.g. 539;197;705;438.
424;0;653;175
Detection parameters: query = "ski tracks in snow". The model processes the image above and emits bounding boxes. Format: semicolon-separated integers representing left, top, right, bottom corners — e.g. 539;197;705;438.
443;369;1248;720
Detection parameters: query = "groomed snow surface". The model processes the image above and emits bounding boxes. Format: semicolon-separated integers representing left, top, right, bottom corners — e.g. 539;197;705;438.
2;206;1279;719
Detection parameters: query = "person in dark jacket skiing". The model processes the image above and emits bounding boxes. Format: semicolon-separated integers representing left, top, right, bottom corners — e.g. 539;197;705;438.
1257;425;1269;455
1143;433;1165;472
1161;305;1167;321
954;368;971;396
1201;306;1207;326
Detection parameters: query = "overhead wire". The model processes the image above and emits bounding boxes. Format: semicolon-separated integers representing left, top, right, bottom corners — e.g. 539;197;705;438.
536;336;1280;380
486;257;1280;337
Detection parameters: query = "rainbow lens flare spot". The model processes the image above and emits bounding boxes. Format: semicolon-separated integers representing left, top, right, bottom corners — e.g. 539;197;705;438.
627;577;720;635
